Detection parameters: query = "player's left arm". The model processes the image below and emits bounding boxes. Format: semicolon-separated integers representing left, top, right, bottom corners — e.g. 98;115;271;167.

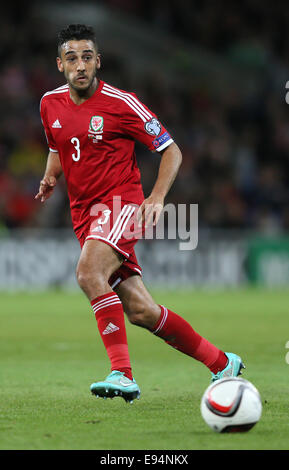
137;142;182;227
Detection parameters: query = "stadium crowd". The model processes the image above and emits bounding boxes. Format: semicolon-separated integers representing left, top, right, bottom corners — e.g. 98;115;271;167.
0;2;288;233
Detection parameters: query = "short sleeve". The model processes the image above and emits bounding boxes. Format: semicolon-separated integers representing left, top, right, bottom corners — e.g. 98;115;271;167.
120;92;174;152
40;98;59;153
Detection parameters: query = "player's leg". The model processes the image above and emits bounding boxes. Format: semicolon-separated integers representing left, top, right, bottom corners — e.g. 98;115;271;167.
76;240;140;401
115;275;245;381
76;238;122;300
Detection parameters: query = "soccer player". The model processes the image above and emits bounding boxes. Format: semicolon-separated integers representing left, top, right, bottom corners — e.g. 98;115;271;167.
36;24;244;403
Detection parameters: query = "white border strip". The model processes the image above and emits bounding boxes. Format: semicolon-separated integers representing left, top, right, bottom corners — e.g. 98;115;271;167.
85;235;130;258
153;306;168;334
112;206;135;245
103;84;152;120
101;90;148;122
92;295;119;309
111;277;122;290
93;300;122;313
108;205;130;244
155;138;174;153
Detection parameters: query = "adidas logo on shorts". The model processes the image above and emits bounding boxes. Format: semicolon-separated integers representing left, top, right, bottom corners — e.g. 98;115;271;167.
102;322;120;335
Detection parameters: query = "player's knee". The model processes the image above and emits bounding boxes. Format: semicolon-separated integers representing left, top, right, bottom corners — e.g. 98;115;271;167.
76;266;103;292
76;268;93;290
126;302;161;329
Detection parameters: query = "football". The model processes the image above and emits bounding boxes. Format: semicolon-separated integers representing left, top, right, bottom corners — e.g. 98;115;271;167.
200;377;262;433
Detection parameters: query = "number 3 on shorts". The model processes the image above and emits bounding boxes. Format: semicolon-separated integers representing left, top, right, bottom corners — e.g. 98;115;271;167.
71;137;81;161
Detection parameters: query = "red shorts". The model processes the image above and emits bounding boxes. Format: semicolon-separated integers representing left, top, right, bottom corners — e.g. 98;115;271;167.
76;198;143;289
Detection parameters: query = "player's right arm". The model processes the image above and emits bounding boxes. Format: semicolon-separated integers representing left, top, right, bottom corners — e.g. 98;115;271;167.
35;151;62;203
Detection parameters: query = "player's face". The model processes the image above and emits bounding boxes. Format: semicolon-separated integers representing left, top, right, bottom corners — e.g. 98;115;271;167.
57;40;100;92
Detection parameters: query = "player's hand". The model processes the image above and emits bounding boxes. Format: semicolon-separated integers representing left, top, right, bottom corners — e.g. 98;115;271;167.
35;176;57;202
137;194;164;228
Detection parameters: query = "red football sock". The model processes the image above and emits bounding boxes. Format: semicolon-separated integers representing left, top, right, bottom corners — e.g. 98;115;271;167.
151;306;228;374
91;292;133;380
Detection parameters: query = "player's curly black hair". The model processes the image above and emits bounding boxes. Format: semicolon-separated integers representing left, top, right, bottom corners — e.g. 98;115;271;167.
57;24;97;55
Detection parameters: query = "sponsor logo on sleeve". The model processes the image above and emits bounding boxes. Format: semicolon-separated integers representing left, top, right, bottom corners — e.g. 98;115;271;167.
144;118;161;136
152;131;171;148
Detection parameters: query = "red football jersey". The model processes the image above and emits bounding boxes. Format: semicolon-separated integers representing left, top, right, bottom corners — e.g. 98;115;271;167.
40;80;174;236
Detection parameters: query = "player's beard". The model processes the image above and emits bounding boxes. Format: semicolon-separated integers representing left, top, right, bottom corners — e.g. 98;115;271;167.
66;69;98;96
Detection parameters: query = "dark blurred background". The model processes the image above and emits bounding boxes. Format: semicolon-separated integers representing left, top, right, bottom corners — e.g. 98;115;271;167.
0;0;288;235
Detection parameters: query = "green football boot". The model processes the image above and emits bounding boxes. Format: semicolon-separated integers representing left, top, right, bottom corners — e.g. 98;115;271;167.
211;352;245;382
90;370;141;403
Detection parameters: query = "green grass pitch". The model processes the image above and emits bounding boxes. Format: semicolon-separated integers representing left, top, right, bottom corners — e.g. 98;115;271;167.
0;288;288;450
